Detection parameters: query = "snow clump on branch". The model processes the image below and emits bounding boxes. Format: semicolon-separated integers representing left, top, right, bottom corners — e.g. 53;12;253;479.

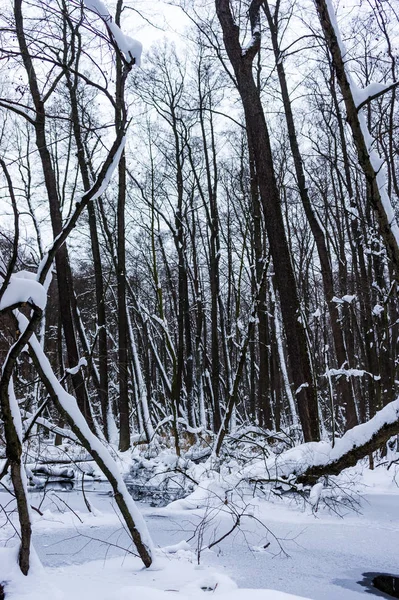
0;271;47;312
83;0;143;65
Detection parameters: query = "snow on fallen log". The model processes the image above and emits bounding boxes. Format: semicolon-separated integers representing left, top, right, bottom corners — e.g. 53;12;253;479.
243;398;399;484
31;465;75;479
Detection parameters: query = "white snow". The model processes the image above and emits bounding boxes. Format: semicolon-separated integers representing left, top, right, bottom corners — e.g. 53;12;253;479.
372;304;384;317
65;357;88;375
342;294;356;304
0;545;312;600
332;295;355;305
324;368;380;381
2;465;399;600
15;311;155;563
308;482;323;508
352;82;394;108
83;0;142;65
324;0;399;249
0;271;47;311
295;382;309;395
8;376;23;442
88;136;127;202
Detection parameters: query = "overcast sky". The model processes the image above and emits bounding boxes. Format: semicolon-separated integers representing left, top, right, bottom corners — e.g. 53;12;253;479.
125;1;191;55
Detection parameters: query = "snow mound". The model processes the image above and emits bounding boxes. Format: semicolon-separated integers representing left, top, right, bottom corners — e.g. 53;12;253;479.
0;549;312;600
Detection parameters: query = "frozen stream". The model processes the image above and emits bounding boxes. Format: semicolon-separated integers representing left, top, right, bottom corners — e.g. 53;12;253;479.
18;488;399;600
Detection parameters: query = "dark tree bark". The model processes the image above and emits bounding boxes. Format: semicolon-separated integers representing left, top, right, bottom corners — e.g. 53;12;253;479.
314;0;399;278
248;143;273;429
14;0;95;431
62;12;111;439
0;373;32;575
263;0;358;430
195;69;222;432
115;0;130;451
215;0;320;442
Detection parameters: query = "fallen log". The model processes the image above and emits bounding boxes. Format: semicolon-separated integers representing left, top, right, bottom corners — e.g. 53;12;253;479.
296;402;399;484
242;399;399;485
32;466;74;479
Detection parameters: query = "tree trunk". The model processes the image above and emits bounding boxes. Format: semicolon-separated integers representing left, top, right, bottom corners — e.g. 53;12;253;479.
14;0;95;431
314;0;399;277
215;0;320;442
263;0;357;429
63;33;111;439
115;0;130;451
25;324;153;567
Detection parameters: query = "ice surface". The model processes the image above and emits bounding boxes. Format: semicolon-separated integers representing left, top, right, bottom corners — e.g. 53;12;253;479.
1;476;398;600
0;544;312;600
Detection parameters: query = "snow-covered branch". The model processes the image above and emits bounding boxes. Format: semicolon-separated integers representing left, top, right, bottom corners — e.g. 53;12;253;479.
0;271;46;314
243;398;399;484
355;80;399;112
36;132;126;286
83;0;142;65
314;0;399;273
15;311;154;567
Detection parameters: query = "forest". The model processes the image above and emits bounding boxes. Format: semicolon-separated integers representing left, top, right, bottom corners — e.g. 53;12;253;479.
0;0;399;596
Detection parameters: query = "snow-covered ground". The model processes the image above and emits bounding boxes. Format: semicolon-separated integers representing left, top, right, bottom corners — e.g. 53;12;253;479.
0;546;309;600
1;464;398;600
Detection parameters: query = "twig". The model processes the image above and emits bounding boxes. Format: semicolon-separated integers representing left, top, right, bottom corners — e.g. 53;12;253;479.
50;492;83;523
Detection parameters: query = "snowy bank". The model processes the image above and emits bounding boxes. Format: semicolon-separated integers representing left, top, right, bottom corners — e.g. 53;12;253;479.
0;547;311;600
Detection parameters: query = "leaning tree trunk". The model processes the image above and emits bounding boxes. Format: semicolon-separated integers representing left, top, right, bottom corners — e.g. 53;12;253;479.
295;399;399;484
215;0;320;442
314;0;399;278
14;0;95;431
22;318;154;567
263;0;358;429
